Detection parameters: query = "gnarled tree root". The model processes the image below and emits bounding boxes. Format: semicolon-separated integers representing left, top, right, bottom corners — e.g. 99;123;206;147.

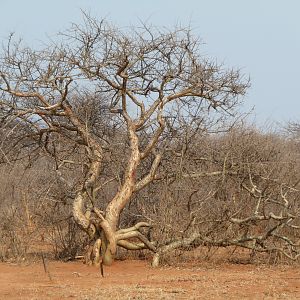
84;222;156;266
151;232;200;267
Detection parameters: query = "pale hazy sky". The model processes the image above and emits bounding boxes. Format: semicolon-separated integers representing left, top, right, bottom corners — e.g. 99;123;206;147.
1;0;299;125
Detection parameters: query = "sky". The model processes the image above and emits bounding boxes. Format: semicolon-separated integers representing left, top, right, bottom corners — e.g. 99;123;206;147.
1;0;299;126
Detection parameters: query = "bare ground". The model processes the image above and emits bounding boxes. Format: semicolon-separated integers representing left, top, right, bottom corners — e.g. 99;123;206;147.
1;258;300;300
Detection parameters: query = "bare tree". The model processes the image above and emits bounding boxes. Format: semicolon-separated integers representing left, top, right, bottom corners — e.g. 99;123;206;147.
0;15;248;266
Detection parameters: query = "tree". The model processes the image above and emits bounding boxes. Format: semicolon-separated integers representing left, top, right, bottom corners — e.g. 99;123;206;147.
0;15;248;266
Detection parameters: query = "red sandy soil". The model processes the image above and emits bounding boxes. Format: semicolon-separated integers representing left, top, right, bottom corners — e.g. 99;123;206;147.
0;259;300;299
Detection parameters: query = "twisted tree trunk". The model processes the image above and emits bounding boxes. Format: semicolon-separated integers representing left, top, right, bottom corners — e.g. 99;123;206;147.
72;116;156;265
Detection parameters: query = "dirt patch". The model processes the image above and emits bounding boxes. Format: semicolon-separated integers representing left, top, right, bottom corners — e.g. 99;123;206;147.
0;259;300;299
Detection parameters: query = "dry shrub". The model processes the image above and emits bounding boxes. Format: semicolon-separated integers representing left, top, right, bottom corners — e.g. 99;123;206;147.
1;124;300;266
128;125;300;265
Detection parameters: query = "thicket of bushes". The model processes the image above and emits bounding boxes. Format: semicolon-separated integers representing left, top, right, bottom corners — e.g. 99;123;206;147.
1;124;299;264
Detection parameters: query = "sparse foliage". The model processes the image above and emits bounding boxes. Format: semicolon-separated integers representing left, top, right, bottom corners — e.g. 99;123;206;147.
1;15;299;268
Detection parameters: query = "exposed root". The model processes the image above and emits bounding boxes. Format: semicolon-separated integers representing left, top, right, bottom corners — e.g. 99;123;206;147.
151;232;200;267
116;222;156;252
117;240;148;250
